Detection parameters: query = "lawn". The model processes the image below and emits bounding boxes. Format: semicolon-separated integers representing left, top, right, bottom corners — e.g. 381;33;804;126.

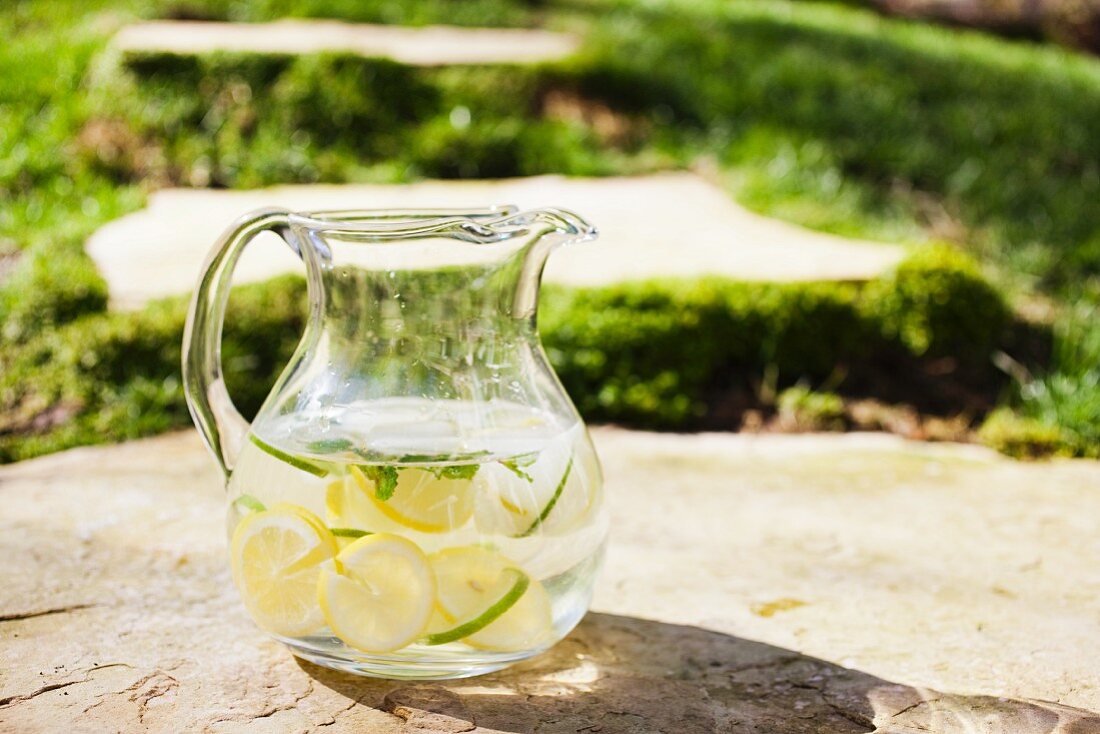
1;0;1097;459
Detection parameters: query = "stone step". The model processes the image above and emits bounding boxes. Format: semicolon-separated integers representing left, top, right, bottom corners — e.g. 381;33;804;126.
86;173;906;309
1;429;1098;730
112;19;580;66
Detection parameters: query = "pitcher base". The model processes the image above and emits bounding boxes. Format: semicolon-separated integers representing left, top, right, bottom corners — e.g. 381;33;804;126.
282;637;548;680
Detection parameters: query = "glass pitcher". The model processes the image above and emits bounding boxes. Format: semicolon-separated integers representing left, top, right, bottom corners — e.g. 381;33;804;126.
182;206;606;680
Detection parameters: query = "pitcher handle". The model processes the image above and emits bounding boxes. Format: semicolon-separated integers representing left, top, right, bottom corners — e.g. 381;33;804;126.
182;208;294;480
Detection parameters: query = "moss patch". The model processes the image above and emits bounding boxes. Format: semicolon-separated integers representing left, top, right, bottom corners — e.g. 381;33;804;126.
1;249;1020;462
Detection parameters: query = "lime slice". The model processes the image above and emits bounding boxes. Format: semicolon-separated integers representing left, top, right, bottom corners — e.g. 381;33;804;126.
430;546;552;651
423;568;529;646
232;493;267;513
230;503;337;636
329;527;371;539
318;533;436;653
474;453;584;538
350;465;474;533
249;434;328;478
517;458;572;537
425;606;458;636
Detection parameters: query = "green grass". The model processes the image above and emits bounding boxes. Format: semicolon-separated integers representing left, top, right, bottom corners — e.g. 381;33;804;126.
0;1;146;338
1001;298;1100;458
84;51;646;188
2;0;1099;459
0;2;148;254
0;275;307;462
580;0;1100;290
159;0;541;26
776;386;847;431
77;0;1100;294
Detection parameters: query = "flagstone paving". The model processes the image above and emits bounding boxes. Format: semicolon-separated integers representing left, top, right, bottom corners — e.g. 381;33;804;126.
2;429;1099;731
86;173;907;309
112;20;581;66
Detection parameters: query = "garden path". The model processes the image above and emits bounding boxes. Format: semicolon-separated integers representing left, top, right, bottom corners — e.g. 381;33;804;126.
86;173;906;309
112;19;580;66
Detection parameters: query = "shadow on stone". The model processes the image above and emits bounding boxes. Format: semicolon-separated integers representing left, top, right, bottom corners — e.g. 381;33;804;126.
298;612;1100;733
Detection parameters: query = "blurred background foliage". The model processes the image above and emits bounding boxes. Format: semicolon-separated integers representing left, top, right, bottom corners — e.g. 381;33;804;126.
0;0;1097;460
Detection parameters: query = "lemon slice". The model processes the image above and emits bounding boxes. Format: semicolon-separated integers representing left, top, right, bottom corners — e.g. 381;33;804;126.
318;534;435;653
430;546;552;651
326;476;394;533
350;465;474;533
230;504;337;637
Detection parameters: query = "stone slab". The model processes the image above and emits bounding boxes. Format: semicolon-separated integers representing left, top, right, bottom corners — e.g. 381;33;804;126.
86;174;907;309
2;429;1099;732
112;20;580;66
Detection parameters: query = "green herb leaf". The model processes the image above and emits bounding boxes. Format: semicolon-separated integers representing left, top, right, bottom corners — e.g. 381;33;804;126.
359;465;400;501
499;458;534;483
430;464;480;481
306;438;353;453
397;453;447;463
509;453;538;467
398;450;491;464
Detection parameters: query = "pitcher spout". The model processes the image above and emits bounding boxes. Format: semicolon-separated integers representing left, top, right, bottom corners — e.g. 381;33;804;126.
509;207;598;320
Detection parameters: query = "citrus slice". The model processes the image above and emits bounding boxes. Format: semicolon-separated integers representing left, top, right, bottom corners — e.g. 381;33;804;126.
350;465;474;533
248;433;329;477
232;493;267;513
329;527;371;539
517;458;571;537
230;504;337;637
326;476;395;534
429;546;552;651
474;446;593;538
425;606;458;637
318;533;435;653
424;568;529;646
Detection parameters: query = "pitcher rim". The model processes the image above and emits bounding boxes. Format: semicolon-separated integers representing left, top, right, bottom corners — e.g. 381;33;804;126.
286;206;597;244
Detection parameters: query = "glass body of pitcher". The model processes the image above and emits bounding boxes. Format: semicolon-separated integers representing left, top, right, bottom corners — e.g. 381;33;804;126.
182;206;607;679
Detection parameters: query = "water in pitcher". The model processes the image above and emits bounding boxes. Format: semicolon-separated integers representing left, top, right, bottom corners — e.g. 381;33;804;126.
225;397;607;679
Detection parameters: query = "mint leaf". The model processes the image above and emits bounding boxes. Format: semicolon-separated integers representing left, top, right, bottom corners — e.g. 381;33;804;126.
398;453;447;463
431;464;480;481
307;438;353;453
500;461;533;483
360;465;399;501
399;450;491;464
500;453;537;483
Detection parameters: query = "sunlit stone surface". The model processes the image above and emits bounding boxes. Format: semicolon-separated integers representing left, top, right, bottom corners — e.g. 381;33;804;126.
2;429;1098;731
